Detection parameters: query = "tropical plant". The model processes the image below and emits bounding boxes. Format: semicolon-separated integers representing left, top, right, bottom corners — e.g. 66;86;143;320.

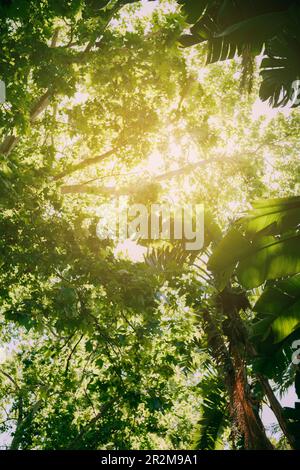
0;0;300;452
179;0;300;106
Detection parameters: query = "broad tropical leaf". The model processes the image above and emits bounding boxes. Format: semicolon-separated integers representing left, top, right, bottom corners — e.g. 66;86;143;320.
243;196;300;235
209;196;300;289
207;228;252;289
252;274;300;342
179;0;300;107
237;233;300;289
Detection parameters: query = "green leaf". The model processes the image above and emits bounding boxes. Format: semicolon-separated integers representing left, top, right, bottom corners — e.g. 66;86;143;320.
253;275;300;343
178;0;209;24
271;303;300;343
237;234;300;288
179;34;206;48
208;228;252;290
244;196;300;235
193;367;228;450
208;228;252;271
216;11;289;45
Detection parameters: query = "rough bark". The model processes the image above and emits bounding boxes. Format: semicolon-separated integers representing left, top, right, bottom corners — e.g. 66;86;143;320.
226;304;296;449
203;309;273;450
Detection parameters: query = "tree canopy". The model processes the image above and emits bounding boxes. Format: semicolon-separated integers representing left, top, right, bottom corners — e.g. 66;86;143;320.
0;0;299;451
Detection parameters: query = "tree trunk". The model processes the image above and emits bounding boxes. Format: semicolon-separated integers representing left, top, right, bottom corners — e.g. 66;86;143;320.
203;309;273;449
228;346;273;450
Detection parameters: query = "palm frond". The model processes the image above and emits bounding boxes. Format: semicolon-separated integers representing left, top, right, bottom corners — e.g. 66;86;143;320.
193;366;229;450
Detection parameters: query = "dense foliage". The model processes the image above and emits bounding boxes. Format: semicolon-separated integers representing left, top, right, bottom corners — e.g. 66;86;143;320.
0;0;299;450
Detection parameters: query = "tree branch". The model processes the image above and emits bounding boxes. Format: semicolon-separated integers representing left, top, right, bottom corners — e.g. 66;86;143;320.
64;334;84;375
258;374;296;449
59;157;223;195
67;402;111;449
54;146;123;181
